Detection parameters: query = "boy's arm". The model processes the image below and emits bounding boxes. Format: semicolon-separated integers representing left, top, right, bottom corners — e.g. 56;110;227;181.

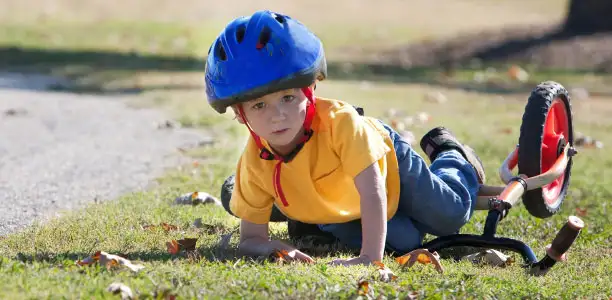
238;219;315;263
355;162;387;262
330;161;387;265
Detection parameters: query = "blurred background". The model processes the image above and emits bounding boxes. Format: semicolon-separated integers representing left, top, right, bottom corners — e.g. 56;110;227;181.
1;0;611;96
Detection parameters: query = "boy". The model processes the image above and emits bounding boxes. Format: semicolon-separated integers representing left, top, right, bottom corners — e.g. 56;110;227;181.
205;10;485;266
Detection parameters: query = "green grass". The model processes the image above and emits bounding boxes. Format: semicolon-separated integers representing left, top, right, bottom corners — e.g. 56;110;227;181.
1;80;611;298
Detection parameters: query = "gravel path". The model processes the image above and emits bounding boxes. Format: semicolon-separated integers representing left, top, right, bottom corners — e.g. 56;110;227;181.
0;74;207;236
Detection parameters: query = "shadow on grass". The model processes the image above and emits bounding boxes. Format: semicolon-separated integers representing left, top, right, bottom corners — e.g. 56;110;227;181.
0;46;529;96
3;23;612;96
11;235;354;265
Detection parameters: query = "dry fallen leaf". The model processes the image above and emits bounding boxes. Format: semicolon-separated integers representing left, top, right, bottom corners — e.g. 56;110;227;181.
76;251;144;272
180;238;198;251
395;249;443;273
357;280;369;296
462;249;513;267
417;253;432;264
166;238;198;255
576;207;588;217
76;251;101;266
373;261;385;269
395;254;410;266
100;253;145;272
107;282;134;300
161;223;178;232
269;249;291;263
166;240;180;255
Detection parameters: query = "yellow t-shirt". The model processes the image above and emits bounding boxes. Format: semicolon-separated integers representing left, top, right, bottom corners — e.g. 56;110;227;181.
229;97;401;225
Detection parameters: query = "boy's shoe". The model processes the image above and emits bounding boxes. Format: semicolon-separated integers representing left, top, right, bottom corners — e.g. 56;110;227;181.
419;126;486;184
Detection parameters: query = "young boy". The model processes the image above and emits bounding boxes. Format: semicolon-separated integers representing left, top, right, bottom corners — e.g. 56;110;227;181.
205;10;486;266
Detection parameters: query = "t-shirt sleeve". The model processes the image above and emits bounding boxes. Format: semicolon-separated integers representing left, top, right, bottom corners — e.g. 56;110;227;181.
330;106;391;177
229;155;275;224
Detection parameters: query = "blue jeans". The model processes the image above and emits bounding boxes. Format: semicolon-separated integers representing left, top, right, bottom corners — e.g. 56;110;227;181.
317;122;480;254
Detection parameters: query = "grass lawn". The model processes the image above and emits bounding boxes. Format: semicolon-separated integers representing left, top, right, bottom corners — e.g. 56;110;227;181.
1;0;611;298
1;80;611;298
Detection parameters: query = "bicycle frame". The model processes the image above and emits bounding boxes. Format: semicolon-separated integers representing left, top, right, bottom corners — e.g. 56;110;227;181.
418;143;582;275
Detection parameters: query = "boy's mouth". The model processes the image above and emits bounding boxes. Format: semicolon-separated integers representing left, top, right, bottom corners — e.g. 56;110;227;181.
272;129;288;134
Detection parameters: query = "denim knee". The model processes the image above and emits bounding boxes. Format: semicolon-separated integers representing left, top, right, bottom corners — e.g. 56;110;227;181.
418;171;472;236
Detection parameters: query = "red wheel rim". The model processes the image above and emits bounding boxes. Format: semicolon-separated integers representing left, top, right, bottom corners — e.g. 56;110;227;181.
541;98;569;204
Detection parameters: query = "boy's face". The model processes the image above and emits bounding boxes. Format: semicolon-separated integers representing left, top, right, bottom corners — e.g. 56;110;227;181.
236;88;308;153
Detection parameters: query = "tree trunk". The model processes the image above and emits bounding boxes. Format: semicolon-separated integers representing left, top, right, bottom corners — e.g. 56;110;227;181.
563;0;612;34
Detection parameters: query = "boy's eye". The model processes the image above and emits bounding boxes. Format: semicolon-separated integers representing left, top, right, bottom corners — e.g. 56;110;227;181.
252;102;265;110
282;95;295;102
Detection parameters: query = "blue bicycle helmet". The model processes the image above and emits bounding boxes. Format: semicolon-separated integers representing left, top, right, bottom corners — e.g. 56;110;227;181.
205;10;327;114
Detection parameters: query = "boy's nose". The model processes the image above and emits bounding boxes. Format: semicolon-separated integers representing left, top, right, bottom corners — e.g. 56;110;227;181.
270;104;287;122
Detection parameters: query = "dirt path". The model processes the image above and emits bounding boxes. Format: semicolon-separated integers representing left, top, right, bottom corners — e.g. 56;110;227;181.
0;73;205;235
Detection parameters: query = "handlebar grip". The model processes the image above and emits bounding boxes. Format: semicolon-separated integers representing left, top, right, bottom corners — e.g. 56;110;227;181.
546;216;584;261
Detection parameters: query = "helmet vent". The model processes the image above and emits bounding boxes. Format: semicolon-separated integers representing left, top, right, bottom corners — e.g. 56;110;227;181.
235;25;246;43
215;42;227;61
273;13;285;24
256;27;271;50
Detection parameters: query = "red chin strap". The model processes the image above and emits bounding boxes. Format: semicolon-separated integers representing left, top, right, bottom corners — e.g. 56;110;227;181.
236;87;316;207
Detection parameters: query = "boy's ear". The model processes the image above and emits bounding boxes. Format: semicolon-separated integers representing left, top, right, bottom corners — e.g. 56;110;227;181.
231;106;246;124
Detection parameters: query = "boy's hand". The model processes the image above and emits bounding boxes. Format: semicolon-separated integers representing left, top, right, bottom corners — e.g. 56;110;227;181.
329;255;373;266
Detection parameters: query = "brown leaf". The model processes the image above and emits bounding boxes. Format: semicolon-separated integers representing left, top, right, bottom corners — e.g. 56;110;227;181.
269;249;291;263
395;249;443;273
99;252;144;272
373;260;386;269
161;223;178;232
178;238;198;252
576;207;588;217
416;253;432;264
357;280;369;296
166;240;180;255
76;250;101;266
77;251;144;272
395;254;411;266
